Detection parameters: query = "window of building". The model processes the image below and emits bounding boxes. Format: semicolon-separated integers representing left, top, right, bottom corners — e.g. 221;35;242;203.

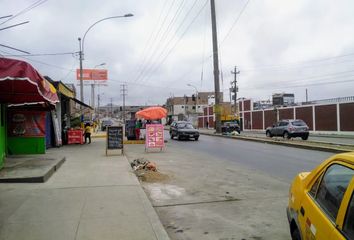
181;106;184;108
343;193;354;239
192;106;196;110
315;164;354;221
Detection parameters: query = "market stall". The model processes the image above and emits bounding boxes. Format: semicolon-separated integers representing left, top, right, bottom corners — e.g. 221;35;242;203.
0;58;59;157
135;106;167;151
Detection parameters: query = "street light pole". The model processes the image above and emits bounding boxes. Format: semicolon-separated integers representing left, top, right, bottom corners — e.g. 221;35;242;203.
78;37;84;104
78;13;133;105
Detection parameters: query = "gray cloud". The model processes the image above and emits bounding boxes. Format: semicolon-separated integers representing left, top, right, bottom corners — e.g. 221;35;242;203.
2;0;354;106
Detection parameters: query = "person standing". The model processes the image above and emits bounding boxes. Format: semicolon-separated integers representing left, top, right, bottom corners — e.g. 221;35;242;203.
135;119;142;140
84;123;92;144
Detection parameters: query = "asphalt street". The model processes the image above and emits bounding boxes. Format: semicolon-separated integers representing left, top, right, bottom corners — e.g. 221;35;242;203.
169;132;333;182
125;132;337;239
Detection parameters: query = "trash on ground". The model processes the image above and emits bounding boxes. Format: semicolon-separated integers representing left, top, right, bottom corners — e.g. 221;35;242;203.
131;158;169;182
131;158;157;171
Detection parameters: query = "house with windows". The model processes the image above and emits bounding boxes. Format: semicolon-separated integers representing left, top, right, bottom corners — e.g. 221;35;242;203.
165;92;222;123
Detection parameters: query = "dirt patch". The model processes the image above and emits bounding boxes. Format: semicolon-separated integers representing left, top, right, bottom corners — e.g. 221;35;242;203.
136;169;170;183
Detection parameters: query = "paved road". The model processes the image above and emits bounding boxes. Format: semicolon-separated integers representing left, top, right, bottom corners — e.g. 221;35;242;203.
171;132;333;182
241;131;354;146
125;133;336;240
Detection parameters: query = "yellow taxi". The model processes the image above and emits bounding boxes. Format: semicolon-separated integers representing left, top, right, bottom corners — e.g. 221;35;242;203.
287;152;354;240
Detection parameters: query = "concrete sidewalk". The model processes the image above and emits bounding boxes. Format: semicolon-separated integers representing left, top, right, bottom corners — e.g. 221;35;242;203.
0;138;170;240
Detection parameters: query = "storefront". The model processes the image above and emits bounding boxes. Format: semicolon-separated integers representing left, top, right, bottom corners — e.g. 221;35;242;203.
47;78;93;145
0;58;59;160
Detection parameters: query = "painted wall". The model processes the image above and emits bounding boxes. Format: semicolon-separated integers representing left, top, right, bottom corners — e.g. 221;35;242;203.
7;137;45;154
0;104;6;169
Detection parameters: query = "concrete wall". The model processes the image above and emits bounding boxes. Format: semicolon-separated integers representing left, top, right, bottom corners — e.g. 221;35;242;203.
238;99;354;133
340;103;354;131
252;111;263;130
295;107;313;130
315;104;337;131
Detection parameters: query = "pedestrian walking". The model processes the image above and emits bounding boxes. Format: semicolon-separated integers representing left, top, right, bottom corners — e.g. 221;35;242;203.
84;123;92;144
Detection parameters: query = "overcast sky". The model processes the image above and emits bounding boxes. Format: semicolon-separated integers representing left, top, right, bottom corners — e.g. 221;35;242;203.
2;0;354;106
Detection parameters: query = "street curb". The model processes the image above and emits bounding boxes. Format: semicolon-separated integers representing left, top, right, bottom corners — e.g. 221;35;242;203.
0;157;66;183
200;133;353;153
122;155;171;240
136;187;171;240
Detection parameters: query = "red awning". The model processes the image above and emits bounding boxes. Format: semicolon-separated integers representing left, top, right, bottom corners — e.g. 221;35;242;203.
0;58;59;105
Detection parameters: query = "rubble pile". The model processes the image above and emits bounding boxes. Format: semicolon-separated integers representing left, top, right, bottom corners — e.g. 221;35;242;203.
131;158;157;171
130;158;169;182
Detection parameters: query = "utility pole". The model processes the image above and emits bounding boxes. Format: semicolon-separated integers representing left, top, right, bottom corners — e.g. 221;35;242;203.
91;83;95;109
210;0;221;133
231;66;240;115
78;38;84;104
120;84;127;123
97;94;100;118
306;88;308;102
110;98;113;117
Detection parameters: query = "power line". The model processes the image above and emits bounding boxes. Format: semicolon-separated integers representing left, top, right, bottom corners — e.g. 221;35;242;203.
162;0;250;88
133;0;178;82
131;1;168;80
138;0;208;84
0;0;49;26
241;52;354;72
2;51;77;57
135;0;193;83
0;15;13;20
0;21;29;31
0;49;73;71
0;44;30;54
220;0;250;45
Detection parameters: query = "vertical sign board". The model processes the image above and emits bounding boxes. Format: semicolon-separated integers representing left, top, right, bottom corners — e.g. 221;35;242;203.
106;126;123;155
51;110;62;146
145;124;164;151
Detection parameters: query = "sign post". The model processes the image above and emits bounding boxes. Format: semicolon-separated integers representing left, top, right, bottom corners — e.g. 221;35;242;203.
145;124;164;152
106;126;123;156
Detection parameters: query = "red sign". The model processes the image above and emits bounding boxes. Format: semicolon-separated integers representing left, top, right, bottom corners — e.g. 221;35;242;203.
145;124;164;149
76;69;108;80
8;111;46;137
67;130;83;144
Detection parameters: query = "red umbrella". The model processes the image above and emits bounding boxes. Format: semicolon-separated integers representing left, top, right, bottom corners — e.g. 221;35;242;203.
0;58;59;105
136;106;167;120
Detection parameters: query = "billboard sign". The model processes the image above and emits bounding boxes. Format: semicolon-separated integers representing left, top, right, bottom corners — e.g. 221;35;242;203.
76;69;108;81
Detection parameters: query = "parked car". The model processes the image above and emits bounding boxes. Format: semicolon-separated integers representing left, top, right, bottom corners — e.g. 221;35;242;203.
287;152;354;240
221;122;241;134
266;119;309;140
101;119;113;131
170;121;199;141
